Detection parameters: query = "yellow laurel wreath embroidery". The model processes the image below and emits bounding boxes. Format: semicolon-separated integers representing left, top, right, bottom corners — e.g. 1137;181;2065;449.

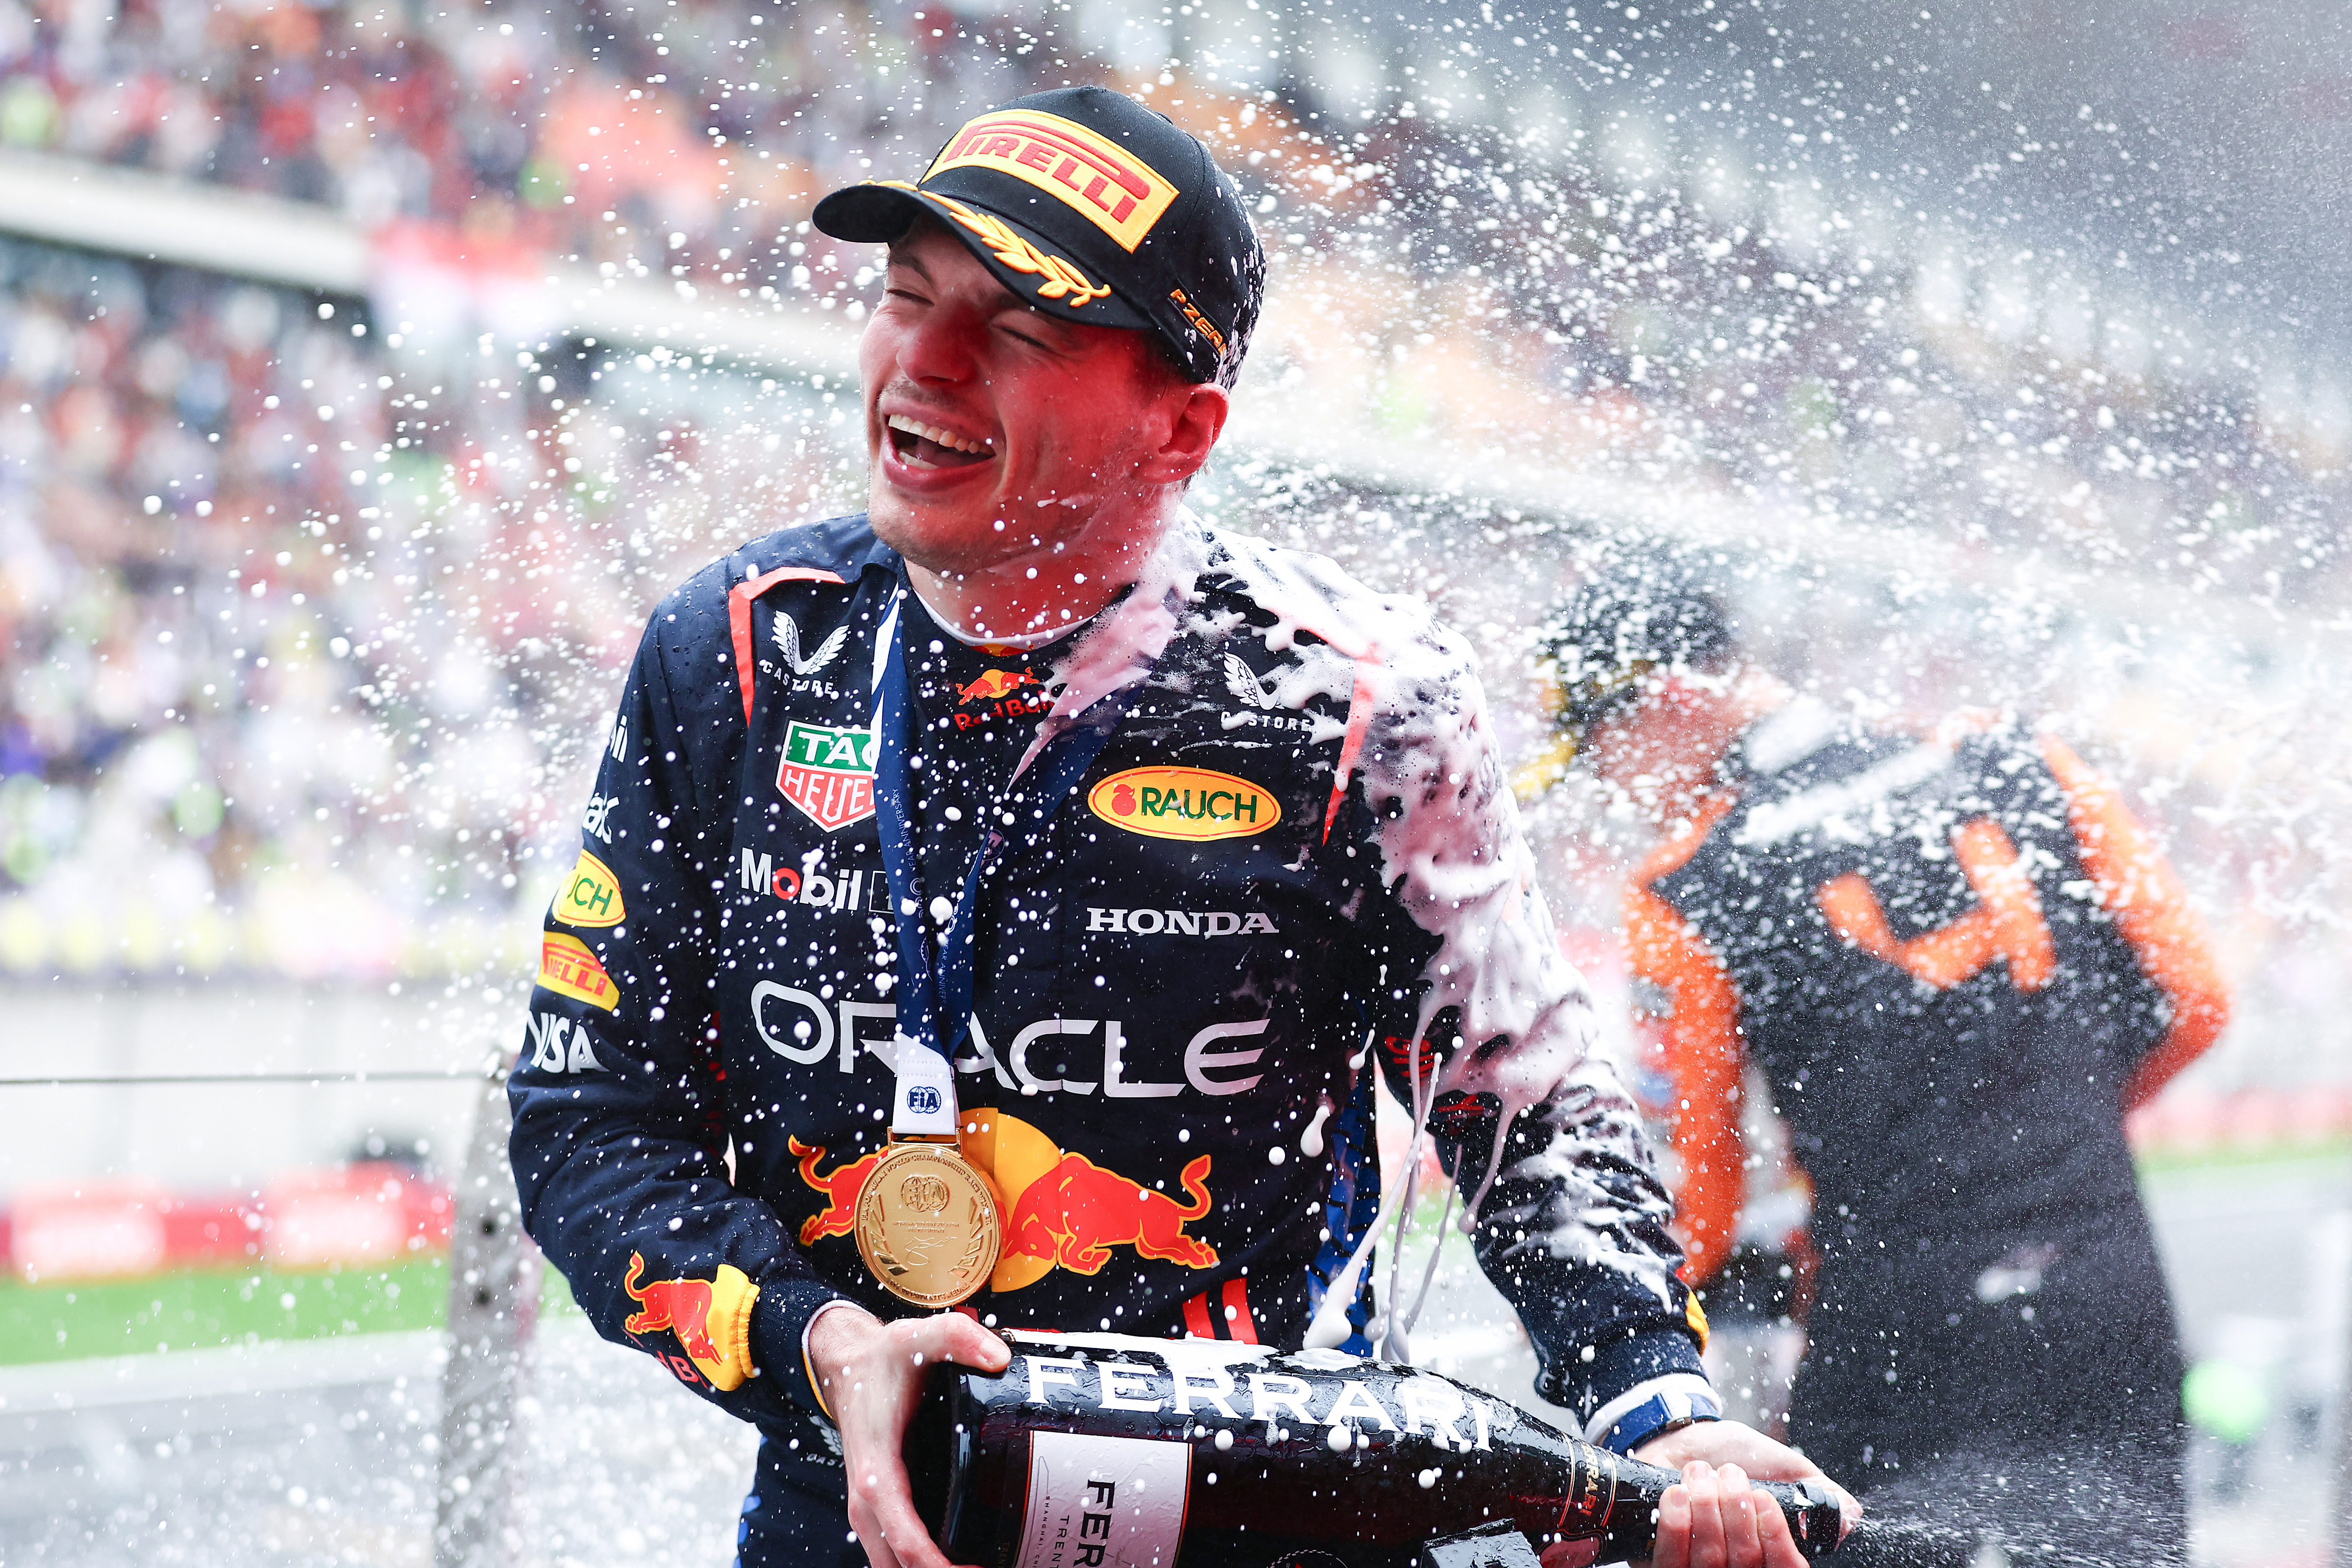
879;186;1111;307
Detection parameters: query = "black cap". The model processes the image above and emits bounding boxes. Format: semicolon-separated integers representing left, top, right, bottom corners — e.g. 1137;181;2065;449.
812;85;1264;387
1543;564;1739;732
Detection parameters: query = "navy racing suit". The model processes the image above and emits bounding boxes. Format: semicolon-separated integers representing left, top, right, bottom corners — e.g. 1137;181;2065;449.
511;516;1714;1561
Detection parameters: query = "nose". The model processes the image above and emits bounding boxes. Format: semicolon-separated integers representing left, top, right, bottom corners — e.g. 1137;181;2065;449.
895;296;984;387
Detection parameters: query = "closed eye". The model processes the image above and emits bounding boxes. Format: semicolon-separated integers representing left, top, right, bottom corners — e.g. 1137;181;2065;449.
997;310;1083;355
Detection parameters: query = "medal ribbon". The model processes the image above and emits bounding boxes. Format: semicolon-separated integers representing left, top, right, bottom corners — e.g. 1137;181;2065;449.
871;587;1136;1132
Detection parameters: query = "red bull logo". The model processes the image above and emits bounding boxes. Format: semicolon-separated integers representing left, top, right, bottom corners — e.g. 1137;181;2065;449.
956;668;1039;704
791;1114;1218;1292
790;1136;887;1244
621;1251;759;1391
1007;1151;1218;1276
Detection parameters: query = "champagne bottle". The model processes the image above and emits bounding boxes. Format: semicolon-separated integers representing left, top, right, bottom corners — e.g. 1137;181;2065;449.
906;1329;1846;1567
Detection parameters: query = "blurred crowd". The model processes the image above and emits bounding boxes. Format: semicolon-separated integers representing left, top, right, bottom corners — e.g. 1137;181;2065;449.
0;237;509;977
0;0;2346;1002
0;224;854;978
0;0;1056;275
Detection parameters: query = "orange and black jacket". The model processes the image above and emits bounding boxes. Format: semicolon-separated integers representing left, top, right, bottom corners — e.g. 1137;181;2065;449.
1626;701;2229;1286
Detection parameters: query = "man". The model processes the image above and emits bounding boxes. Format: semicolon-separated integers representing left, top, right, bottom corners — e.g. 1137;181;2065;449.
1532;565;2228;1554
511;87;1846;1568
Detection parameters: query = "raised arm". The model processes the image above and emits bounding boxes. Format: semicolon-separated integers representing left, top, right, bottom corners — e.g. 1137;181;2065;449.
1341;621;1712;1453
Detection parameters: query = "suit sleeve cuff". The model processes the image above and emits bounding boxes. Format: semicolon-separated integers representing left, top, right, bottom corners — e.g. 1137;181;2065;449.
748;1274;861;1422
1583;1373;1723;1454
1534;1327;1711;1433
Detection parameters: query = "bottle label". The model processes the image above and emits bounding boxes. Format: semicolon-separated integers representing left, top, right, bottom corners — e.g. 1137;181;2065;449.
1015;1430;1191;1568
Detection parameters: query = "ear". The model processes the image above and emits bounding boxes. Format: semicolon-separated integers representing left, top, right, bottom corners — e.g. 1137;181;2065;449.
1136;381;1229;486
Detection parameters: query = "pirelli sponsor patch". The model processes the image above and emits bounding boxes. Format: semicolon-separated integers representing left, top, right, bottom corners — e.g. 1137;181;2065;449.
926;108;1179;252
1087;766;1280;842
537;932;620;1012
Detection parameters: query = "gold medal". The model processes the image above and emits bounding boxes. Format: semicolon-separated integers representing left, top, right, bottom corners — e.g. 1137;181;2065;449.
855;1137;1002;1307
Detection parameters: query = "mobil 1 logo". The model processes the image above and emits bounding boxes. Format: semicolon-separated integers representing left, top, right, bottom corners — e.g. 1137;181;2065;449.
741;848;891;915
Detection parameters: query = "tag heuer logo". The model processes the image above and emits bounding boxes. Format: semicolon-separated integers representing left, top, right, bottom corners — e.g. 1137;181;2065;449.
777;721;878;831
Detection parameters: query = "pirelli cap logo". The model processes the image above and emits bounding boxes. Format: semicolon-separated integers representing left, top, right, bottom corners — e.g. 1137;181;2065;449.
538;932;620;1012
1170;286;1227;358
777;720;878;832
927;109;1179;253
554;849;625;928
1087;766;1280;842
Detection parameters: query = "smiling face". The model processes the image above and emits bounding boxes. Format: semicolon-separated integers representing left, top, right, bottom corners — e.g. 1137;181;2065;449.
858;219;1223;619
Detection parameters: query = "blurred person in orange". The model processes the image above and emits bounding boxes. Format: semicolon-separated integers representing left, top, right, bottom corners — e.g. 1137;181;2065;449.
1525;563;2228;1558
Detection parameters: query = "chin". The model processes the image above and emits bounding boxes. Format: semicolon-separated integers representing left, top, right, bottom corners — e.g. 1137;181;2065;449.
867;486;997;575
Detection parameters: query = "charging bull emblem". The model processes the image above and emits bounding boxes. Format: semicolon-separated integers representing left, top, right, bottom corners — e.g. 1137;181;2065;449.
791;1117;1217;1289
1007;1152;1218;1275
791;1137;887;1244
956;669;1039;704
621;1252;760;1391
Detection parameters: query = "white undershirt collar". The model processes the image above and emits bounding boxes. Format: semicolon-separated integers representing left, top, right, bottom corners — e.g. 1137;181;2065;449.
905;582;1094;652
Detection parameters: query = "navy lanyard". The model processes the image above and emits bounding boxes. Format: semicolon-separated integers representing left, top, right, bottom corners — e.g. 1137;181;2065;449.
870;590;1136;1070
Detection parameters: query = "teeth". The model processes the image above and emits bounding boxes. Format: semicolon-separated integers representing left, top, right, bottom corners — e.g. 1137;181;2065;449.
887;414;994;456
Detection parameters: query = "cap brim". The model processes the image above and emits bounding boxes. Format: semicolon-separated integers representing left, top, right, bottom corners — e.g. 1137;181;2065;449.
812;181;1157;337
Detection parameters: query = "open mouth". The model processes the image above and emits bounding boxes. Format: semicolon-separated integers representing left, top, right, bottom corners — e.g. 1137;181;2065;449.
886;413;996;470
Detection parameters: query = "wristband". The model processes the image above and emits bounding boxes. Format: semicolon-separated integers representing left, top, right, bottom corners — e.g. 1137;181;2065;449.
799;1297;871;1422
1587;1375;1724;1456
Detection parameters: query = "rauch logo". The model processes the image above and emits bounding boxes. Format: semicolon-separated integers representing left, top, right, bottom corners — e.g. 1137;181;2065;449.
554;849;625;928
1086;766;1280;842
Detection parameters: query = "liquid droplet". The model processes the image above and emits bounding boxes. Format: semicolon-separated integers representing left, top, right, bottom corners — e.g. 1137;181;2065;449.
1300;1098;1334;1157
